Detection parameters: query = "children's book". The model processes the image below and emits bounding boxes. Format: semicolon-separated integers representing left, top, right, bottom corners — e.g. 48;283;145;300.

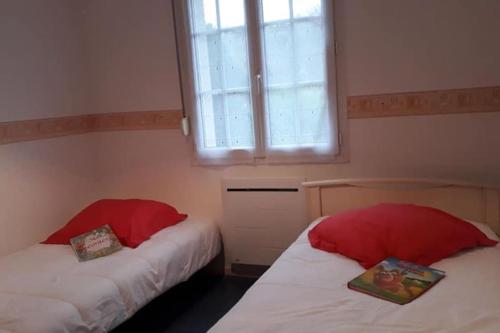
70;225;122;262
348;257;445;305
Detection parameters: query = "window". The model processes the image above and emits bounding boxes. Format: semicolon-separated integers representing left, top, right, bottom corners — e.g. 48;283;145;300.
175;0;340;164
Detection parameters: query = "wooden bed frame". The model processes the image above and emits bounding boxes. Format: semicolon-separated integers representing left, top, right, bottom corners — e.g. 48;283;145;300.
302;178;500;236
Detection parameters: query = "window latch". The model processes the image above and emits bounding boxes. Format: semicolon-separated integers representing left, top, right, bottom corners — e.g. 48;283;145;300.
255;74;263;95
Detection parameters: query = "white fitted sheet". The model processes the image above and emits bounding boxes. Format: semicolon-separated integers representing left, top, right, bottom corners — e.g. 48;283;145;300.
0;218;221;333
211;219;500;333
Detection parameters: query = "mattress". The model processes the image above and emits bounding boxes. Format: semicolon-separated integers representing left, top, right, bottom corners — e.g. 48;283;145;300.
210;219;500;333
0;218;221;333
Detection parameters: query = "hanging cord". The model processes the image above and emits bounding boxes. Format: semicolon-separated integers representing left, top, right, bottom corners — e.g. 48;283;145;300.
171;0;187;119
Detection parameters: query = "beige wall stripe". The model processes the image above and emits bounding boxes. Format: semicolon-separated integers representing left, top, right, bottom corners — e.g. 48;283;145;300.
347;86;500;119
0;110;183;145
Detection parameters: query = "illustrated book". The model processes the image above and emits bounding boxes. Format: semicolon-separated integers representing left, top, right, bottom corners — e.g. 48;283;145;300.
348;257;446;304
70;225;122;262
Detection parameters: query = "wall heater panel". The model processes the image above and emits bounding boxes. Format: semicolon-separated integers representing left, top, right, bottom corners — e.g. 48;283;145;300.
222;178;308;266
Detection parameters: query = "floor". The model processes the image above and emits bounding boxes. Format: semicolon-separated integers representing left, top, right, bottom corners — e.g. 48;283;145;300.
113;274;257;333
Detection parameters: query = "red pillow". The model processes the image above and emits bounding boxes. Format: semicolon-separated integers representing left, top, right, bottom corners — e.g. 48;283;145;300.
43;199;187;248
308;203;497;269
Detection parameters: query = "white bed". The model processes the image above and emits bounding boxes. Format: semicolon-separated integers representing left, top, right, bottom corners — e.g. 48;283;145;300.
210;179;500;333
0;217;221;333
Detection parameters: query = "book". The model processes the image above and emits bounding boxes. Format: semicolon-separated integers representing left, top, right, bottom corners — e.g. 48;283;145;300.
347;257;445;304
70;225;123;262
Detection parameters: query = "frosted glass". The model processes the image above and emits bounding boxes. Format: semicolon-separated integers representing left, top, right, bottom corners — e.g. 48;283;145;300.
226;94;254;147
190;0;254;152
267;89;297;146
294;21;325;83
194;35;222;92
219;0;245;28
191;0;217;33
296;86;325;112
296;86;328;144
293;0;321;18
262;0;290;23
188;0;335;158
260;0;330;150
221;30;250;89
263;24;294;86
200;94;226;148
226;93;251;115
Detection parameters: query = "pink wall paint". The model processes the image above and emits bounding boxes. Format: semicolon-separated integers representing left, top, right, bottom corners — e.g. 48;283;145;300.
0;1;97;256
82;0;182;113
89;0;500;213
337;0;500;95
0;136;99;255
0;0;89;121
1;0;500;256
94;112;500;221
87;0;500;261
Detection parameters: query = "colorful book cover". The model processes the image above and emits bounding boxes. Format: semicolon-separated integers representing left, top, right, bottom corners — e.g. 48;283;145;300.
70;225;123;262
348;257;445;304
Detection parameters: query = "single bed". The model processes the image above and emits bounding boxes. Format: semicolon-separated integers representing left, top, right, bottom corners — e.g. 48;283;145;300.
0;217;221;333
210;179;500;333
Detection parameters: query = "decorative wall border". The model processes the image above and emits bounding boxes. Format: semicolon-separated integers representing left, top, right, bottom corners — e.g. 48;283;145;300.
347;86;500;119
0;110;183;145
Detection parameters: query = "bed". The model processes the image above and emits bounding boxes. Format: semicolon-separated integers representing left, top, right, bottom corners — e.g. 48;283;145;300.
0;217;221;333
210;179;500;333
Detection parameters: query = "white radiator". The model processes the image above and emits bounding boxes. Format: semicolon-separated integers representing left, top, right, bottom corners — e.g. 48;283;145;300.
222;178;308;267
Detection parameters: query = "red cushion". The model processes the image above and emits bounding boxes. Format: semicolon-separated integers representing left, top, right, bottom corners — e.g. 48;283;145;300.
43;199;187;248
308;203;497;269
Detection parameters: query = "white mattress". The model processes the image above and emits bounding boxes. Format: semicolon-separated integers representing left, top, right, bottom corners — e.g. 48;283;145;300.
0;218;221;333
211;219;500;333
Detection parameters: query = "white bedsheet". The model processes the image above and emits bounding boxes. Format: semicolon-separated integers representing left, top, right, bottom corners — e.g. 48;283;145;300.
0;218;220;333
211;219;500;333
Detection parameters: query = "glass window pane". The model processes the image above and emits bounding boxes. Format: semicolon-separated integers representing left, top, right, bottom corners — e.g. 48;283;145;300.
294;21;325;83
262;0;290;23
260;0;331;150
263;23;294;86
189;0;254;153
219;0;245;28
267;88;297;146
221;30;250;89
191;0;218;33
200;94;226;148
296;86;329;144
292;0;322;18
226;93;254;147
194;35;222;92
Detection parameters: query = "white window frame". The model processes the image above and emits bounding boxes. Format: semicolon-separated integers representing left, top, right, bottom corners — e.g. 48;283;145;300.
173;0;347;165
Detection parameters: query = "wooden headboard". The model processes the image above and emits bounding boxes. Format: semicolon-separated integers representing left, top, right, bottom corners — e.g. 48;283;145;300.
302;178;500;236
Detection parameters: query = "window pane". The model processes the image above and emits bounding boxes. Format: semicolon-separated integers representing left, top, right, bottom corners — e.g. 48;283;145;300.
263;23;294;86
296;86;329;144
191;0;218;33
200;94;226;148
219;0;245;28
189;0;254;152
267;88;297;146
221;30;250;89
260;0;331;150
262;0;290;23
194;35;222;92
294;21;325;83
226;93;254;147
292;0;322;18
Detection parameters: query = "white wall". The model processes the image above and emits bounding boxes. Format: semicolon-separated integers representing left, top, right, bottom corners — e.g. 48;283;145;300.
337;0;500;95
88;0;500;221
0;0;89;121
0;136;99;255
82;0;182;113
0;0;97;256
1;0;500;257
